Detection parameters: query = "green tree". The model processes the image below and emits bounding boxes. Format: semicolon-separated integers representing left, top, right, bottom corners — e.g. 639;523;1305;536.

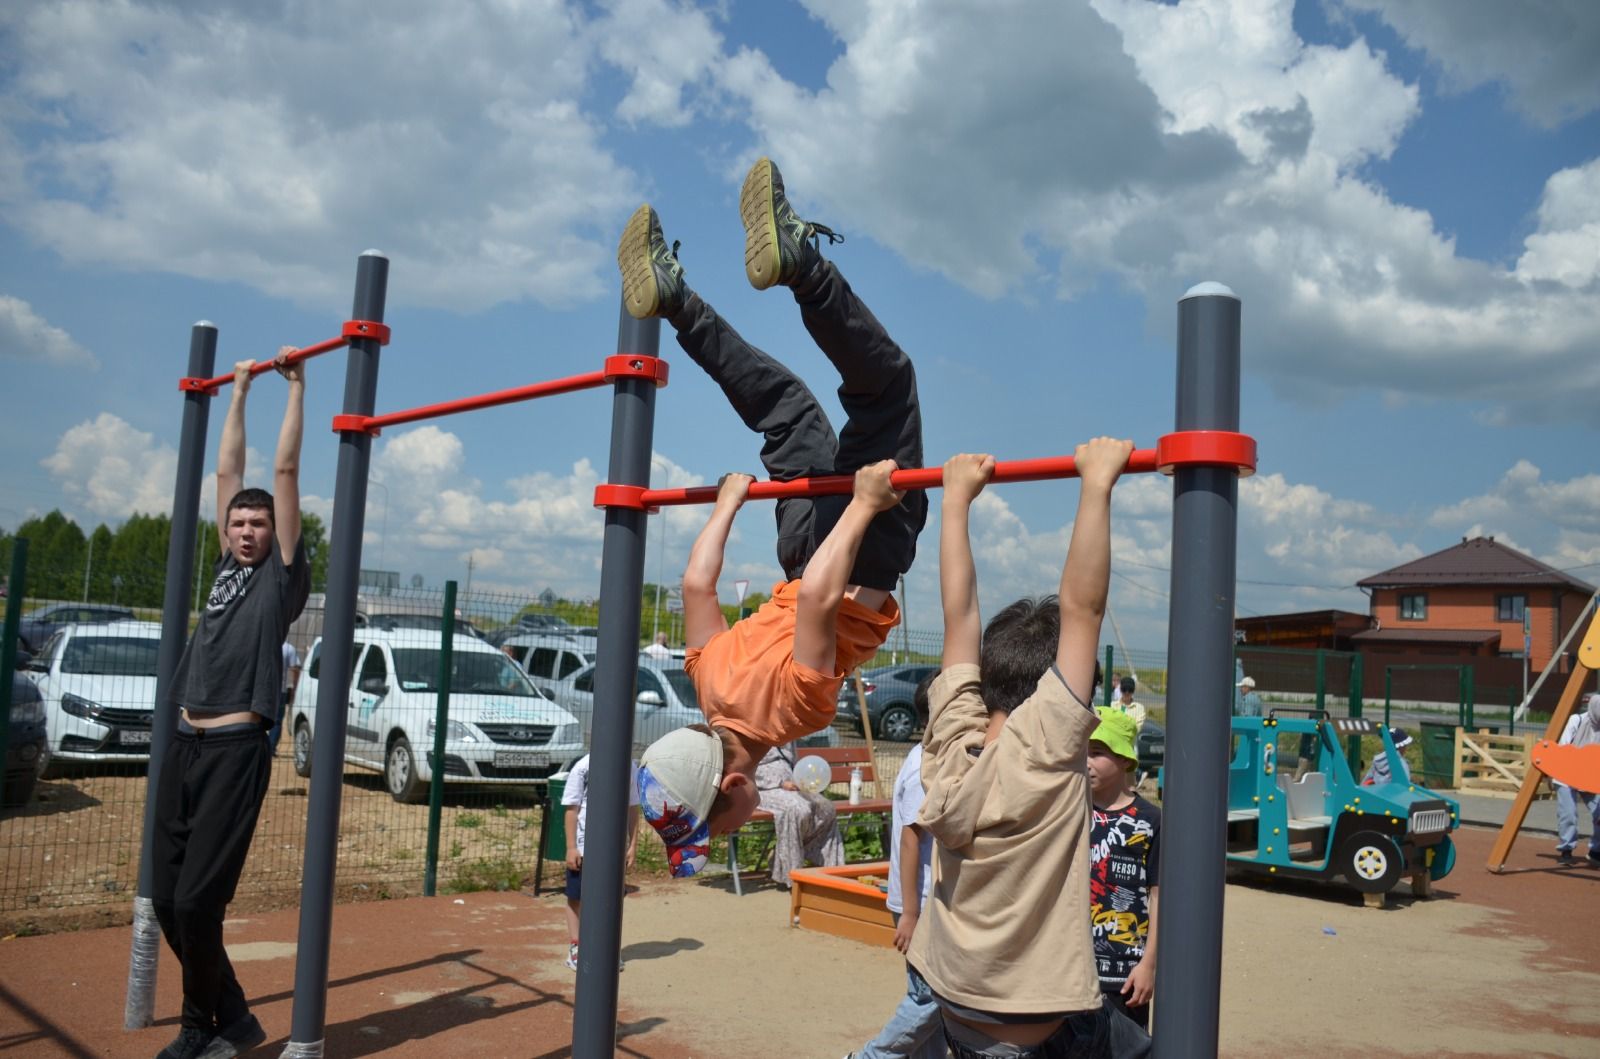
301;511;329;591
12;511;87;601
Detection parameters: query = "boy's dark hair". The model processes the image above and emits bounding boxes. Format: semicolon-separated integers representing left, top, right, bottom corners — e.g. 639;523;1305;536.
981;595;1104;713
226;487;275;524
913;672;934;727
1119;676;1136;696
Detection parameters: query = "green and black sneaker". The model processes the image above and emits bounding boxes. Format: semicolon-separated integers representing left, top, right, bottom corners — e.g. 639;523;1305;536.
618;203;687;320
740;156;841;290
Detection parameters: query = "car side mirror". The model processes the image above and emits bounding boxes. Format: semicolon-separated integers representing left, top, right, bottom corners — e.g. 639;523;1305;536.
358;677;389;697
636;690;663;707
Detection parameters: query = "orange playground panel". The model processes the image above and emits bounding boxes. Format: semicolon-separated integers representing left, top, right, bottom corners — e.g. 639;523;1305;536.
788;862;895;948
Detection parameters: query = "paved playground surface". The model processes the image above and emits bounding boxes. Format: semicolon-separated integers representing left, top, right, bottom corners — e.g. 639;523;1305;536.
0;825;1595;1058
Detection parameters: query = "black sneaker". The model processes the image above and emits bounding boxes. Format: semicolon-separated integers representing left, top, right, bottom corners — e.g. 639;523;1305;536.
740;157;840;290
156;1026;216;1059
198;1013;266;1058
1588;850;1600;867
618;204;687;320
1557;848;1576;864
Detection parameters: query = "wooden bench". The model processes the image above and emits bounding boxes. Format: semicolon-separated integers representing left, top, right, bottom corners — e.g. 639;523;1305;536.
726;745;894;896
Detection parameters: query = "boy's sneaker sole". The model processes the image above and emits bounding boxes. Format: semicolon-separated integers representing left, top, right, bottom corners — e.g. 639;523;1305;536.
741;157;784;290
618;204;684;320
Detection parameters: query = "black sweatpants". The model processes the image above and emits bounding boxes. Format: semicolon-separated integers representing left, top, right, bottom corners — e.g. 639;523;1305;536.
669;260;927;590
151;725;273;1031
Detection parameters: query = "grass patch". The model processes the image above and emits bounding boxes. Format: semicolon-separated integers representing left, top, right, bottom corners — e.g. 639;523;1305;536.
457;813;484;829
442;855;527;894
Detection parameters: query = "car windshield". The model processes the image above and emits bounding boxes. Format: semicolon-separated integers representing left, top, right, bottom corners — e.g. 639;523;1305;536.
391;649;537;696
659;668;698;709
61;636;160;677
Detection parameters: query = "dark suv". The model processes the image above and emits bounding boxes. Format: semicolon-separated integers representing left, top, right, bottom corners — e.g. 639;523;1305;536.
835;663;938;742
18;603;135;654
4;672;47;807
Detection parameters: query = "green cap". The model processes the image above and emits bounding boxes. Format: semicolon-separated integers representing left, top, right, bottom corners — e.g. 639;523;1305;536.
1090;707;1139;768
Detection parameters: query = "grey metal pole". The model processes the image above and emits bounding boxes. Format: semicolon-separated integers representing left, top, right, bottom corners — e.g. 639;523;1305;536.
283;252;388;1059
125;321;218;1028
570;303;660;1057
424;580;459;897
1152;282;1240;1059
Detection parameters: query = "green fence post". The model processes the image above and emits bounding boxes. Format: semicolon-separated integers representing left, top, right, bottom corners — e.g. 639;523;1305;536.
1104;645;1114;706
1384;667;1393;729
423;580;458;897
1464;666;1476;731
1347;652;1364;775
0;539;28;783
1314;649;1326;714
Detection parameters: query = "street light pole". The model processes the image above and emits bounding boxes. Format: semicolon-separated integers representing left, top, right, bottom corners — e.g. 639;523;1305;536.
369;479;390;574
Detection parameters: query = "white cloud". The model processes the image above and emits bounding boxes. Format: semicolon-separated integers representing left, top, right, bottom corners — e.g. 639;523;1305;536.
1515;158;1600;289
0;294;97;366
1337;0;1600;128
1;0;640;313
590;0;725;128
706;0;1600;422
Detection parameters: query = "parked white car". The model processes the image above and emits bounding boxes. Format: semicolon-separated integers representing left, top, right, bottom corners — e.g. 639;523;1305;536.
26;621;163;773
550;659;839;753
289;629;585;802
498;633;596;698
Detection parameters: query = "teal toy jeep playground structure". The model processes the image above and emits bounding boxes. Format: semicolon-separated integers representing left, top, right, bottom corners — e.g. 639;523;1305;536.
1226;712;1460;897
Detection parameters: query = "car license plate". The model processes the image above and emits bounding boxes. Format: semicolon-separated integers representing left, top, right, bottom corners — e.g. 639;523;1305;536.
120;730;152;746
493;750;549;768
1147;742;1164;755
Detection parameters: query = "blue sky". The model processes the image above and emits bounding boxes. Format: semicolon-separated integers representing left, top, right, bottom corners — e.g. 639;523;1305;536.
2;0;1597;649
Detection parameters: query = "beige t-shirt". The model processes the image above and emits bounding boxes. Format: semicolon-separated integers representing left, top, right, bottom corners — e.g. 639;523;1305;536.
908;662;1101;1016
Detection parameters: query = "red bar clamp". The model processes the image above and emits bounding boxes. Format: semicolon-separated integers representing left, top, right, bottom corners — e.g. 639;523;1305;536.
1155;431;1257;477
603;355;669;387
332;414;380;437
178;378;220;394
593;484;654;511
342;319;391;345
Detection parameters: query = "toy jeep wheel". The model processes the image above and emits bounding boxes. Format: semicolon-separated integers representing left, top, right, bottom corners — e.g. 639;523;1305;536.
1339;831;1402;893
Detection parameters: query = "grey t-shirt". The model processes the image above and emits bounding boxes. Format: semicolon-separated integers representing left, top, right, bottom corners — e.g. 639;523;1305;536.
172;537;311;722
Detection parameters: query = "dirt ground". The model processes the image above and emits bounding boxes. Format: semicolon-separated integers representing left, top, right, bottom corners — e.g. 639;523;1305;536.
1;825;1597;1058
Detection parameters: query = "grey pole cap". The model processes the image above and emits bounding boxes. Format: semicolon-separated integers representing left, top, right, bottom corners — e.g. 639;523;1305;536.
360;248;388;259
1180;281;1238;301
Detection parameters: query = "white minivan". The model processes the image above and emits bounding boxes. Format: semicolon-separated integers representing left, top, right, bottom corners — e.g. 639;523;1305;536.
289;628;585;802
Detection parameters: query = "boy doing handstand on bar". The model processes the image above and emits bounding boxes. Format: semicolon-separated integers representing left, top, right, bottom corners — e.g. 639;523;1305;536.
624;158;926;877
909;438;1133;1058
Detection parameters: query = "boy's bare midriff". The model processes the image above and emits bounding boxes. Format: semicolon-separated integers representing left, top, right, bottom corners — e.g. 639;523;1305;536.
942;1011;1064;1048
184;710;258;728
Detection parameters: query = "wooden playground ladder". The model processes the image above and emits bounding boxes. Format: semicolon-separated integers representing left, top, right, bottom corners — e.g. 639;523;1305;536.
1487;606;1600;870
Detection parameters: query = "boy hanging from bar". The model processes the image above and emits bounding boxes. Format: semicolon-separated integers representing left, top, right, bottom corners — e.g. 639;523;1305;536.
621;158;926;877
152;349;311;1059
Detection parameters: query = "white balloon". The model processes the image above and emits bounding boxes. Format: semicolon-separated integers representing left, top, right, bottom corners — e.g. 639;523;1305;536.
792;755;831;794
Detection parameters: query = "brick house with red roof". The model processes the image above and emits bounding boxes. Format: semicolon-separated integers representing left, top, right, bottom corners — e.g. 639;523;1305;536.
1354;536;1595;673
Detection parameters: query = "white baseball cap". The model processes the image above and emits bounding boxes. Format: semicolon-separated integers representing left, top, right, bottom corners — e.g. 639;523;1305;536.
1238;676;1256;689
636;726;723;878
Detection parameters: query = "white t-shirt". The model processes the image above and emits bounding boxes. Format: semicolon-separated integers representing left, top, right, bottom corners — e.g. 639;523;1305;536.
560;754;640;855
642;642;671;660
887;743;933;915
281;642;301;693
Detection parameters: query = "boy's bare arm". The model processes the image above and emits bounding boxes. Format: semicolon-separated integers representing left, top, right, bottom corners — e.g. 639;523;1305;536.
216;360;254;552
681;474;751;650
939;454;994;669
892;822;924;954
793;460;903;673
1055;437;1133;701
272;347;305;560
564;805;581;870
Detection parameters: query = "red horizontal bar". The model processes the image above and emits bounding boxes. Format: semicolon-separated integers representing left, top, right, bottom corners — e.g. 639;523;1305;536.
348;369;613;434
635;449;1164;507
183;335;350;392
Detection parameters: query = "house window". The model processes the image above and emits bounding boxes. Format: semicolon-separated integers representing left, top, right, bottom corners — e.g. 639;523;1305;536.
1399;594;1427;620
1496;594;1526;623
